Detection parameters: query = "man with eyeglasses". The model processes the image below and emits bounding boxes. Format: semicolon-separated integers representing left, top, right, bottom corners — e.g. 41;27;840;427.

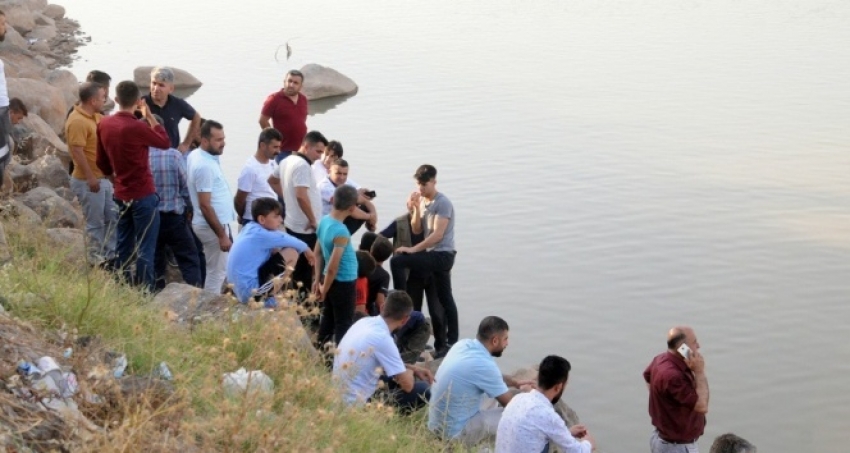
259;69;309;162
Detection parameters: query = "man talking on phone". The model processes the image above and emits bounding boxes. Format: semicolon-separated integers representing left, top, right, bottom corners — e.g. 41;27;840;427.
643;326;709;453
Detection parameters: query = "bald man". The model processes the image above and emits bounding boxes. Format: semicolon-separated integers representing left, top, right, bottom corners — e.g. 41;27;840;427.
643;326;709;453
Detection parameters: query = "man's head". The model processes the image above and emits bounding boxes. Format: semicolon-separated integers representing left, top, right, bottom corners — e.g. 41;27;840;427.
332;184;358;212
370;236;393;265
0;10;6;42
359;232;378;252
322;140;344;168
9;98;27;125
381;291;413;328
414;164;438;199
200;120;225;155
329;159;349;186
709;433;756;453
282;69;304;97
86;70;112;91
79;82;106;113
538;355;572;404
667;325;700;357
257;128;282;160
150;66;175;104
299;130;328;163
115;80;142;109
477;316;510;357
251;197;283;230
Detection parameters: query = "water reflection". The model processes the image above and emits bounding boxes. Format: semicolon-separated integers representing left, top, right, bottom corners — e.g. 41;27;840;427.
308;94;354;116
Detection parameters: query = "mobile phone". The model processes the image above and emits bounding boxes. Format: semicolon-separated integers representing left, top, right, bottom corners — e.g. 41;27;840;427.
677;343;691;360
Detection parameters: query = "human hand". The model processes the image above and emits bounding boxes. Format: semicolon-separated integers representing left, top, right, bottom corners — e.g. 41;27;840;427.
308;220;318;233
304;249;316;267
515;378;536;390
413;366;434;385
569;424;587;438
685;350;705;373
177;143;190;153
87;177;101;193
218;234;232;252
395;246;413;255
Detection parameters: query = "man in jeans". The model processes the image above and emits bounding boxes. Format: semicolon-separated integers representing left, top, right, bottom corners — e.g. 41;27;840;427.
66;82;117;265
188;120;235;294
390;164;458;358
96;81;171;291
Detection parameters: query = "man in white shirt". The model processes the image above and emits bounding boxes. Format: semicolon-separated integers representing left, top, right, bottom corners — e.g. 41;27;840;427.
268;130;327;294
317;158;376;232
496;355;597;453
311;139;343;183
234;128;282;226
0;11;13;190
332;291;433;410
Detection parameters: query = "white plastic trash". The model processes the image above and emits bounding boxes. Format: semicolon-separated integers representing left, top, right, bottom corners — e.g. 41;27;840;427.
222;367;273;397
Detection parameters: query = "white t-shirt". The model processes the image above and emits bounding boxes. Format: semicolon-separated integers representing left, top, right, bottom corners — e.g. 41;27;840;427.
311;160;328;184
279;154;321;234
236;156;278;221
332;316;407;405
0;59;8;107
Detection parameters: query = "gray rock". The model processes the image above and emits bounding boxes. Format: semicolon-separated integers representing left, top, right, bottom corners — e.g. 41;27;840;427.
0;222;11;264
18;186;80;228
26;24;57;41
299;63;358;101
45;69;79;112
33;12;54;27
43;3;65;20
0;22;30;50
25;0;49;12
0;198;43;226
45;227;85;260
28;39;49;52
133;65;202;89
7;159;36;192
3;3;36;35
53;186;74;203
16;113;69;165
31;154;69;189
151;283;235;327
7;78;69;136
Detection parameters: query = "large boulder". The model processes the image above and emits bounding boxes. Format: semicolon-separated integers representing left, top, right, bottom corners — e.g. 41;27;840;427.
133;66;202;89
0;23;30;51
18;186;80;228
43;4;64;20
300;63;358;100
34;12;55;27
6;159;36;192
151;283;235;327
25;24;56;41
0;198;43;226
7;78;68;136
45;69;79;110
45;227;85;261
0;45;48;79
16;113;69;162
30;154;68;189
2;2;36;35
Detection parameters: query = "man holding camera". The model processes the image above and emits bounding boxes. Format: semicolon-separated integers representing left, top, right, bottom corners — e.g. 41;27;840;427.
643;326;710;453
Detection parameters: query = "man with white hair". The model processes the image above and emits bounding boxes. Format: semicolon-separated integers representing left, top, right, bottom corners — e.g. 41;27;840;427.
143;66;202;153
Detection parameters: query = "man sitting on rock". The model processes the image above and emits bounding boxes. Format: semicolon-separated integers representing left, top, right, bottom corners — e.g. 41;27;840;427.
496;355;597;453
144;67;201;153
428;316;535;447
333;290;433;411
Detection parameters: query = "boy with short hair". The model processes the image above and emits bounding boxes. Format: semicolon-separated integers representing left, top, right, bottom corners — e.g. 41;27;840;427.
226;197;315;307
367;235;393;316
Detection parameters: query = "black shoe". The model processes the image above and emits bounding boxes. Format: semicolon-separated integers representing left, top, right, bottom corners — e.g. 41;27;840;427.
433;346;451;360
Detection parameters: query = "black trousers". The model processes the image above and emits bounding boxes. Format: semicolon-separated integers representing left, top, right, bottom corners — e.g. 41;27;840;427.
316;279;356;346
285;229;317;300
407;274;446;350
390;250;458;348
154;212;203;290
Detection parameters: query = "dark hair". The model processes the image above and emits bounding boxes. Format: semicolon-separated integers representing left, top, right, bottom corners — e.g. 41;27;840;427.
331;158;349;169
303;130;328;146
477;316;509;342
356;250;377;279
326;140;344;158
9;98;27;116
200;120;223;139
286;69;304;81
538;355;572;390
667;331;687;350
414;164;437;183
86;70;111;86
332;185;358;211
115;81;141;108
370;236;393;263
710;433;756;453
258;127;282;146
78;82;104;104
359;232;377;251
251;197;282;221
382;291;413;321
353;310;369;322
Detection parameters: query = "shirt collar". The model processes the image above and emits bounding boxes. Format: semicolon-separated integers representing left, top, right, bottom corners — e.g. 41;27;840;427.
295;152;312;165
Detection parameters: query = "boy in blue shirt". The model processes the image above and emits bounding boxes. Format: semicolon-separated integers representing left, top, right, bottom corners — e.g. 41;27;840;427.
226;197;314;307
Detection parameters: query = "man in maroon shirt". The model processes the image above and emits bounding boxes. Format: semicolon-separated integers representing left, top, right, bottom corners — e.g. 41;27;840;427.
259;69;308;162
643;325;710;453
96;81;171;292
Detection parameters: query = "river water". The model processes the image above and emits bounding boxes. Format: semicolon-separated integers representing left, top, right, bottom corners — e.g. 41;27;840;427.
58;0;850;451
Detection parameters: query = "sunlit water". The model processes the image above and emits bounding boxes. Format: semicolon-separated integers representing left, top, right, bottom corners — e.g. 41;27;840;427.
57;0;850;450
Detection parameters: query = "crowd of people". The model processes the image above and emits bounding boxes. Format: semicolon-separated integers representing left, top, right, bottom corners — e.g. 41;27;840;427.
0;7;757;446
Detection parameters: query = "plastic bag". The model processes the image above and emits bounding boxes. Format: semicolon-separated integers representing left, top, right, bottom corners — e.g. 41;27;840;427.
222;367;273;397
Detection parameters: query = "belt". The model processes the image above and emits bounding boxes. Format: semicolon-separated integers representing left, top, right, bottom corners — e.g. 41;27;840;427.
659;435;698;444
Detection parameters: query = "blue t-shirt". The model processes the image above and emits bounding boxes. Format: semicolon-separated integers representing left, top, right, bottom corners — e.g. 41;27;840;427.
226;222;308;302
428;339;509;439
316;215;357;282
143;94;196;148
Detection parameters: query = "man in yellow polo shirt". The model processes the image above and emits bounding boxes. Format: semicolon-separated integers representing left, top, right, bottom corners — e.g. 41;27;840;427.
66;82;117;265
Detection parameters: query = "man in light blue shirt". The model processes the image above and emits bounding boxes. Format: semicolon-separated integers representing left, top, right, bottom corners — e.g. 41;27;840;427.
187;120;235;293
428;316;534;446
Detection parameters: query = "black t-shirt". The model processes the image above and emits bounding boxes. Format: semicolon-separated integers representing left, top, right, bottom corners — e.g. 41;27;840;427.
143;94;196;148
366;266;390;316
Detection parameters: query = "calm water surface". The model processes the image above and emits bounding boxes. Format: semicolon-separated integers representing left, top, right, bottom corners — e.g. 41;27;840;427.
57;0;850;451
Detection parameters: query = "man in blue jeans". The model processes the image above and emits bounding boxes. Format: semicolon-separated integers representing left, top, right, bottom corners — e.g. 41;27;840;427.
96;81;171;291
390;164;458;358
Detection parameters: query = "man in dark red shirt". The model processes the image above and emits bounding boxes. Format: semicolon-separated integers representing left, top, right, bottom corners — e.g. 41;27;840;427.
259;69;308;162
643;325;710;453
96;80;171;292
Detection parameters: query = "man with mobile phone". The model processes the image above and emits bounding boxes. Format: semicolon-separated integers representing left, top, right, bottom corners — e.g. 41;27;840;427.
643;326;710;453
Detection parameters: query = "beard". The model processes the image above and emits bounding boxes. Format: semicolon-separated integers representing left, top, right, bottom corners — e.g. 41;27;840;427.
0;31;5;42
491;348;505;358
551;386;566;405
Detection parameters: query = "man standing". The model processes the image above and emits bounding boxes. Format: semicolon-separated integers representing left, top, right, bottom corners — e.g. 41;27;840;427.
391;164;458;358
268;131;327;295
259;69;308;161
188;120;235;294
496;355;597;453
644;326;709;453
0;10;12;189
65;82;117;265
428;316;534;446
96;81;171;291
144;67;201;153
317;158;376;232
234;128;282;226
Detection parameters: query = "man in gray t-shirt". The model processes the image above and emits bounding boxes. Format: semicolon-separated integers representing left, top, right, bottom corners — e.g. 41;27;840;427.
390;164;458;357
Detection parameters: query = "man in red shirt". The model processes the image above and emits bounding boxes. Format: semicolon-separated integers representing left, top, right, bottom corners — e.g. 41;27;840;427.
259;69;308;162
643;326;710;453
96;81;171;292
